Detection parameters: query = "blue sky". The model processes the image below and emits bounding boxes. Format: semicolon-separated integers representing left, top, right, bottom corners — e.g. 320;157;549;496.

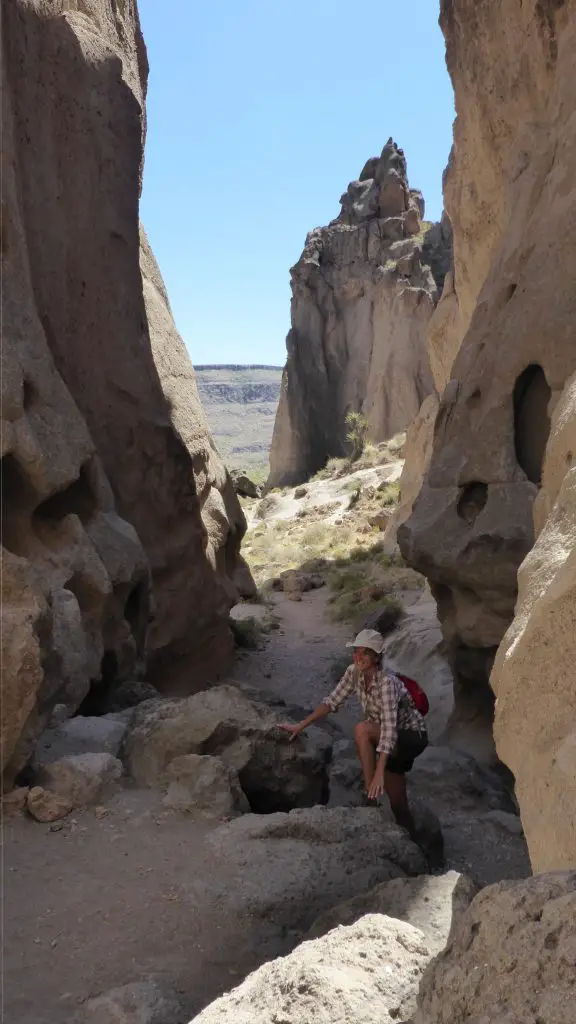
139;1;455;366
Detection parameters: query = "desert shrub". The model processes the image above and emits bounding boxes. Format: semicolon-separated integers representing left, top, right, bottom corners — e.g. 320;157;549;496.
345;411;369;462
378;481;401;507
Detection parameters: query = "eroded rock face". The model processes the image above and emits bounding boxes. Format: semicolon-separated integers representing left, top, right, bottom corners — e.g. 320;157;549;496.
415;872;576;1024
399;0;576;764
492;372;576;871
1;0;249;781
205;807;426;930
268;140;450;487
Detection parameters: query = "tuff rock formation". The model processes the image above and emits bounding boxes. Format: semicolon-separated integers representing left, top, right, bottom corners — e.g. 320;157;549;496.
268;140;451;487
1;1;247;785
415;872;576;1024
399;0;576;780
492;369;576;871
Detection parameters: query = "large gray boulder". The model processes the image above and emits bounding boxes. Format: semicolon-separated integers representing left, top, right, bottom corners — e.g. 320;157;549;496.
206;805;426;929
35;716;127;765
194;914;432;1023
162;754;249;819
415;871;576;1024
37;753;122;808
122;685;332;812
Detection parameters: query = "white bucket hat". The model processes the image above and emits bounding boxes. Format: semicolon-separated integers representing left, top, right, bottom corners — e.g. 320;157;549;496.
346;629;386;654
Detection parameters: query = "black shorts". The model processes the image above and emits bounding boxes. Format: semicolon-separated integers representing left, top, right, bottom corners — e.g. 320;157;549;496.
385;729;428;775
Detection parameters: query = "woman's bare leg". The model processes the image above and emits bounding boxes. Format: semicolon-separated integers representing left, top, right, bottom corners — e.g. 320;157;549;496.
385;770;417;837
354;720;380;791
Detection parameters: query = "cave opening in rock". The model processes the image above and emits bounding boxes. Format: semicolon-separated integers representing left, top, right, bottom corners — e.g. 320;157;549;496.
1;453;38;556
76;650;119;717
124;580;149;653
513;364;551;485
457;482;488;525
34;462;98;524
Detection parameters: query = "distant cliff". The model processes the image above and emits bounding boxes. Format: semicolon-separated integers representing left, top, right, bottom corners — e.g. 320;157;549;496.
196;366;283;469
268;139;451;488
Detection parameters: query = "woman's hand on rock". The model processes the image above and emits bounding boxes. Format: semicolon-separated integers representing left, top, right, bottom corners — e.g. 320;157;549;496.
279;723;303;743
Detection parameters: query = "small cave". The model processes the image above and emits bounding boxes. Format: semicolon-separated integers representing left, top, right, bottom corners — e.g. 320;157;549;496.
513;364;551;485
1;453;38;556
34;462;98;525
64;570;102;613
124;580;149;654
22;378;39;410
238;765;330;815
466;388;482;410
76;650;119;717
457;482;488;526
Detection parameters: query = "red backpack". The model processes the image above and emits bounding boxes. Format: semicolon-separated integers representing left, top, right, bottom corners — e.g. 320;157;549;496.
397;674;429;716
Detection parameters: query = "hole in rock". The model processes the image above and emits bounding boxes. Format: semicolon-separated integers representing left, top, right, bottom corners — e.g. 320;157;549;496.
64;571;103;613
1;454;38;555
238;767;330;815
76;650;119;717
22;378;38;409
513;364;551;485
457;482;488;525
124;580;149;651
466;388;481;409
34;463;97;525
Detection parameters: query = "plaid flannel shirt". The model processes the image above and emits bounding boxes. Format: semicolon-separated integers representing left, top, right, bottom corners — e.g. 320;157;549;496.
323;664;425;755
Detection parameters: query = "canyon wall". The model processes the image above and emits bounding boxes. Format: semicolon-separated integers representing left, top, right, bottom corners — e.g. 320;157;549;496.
399;0;576;865
1;0;247;783
268;141;450;488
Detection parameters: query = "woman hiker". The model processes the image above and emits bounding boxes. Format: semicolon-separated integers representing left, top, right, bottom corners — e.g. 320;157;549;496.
280;629;428;839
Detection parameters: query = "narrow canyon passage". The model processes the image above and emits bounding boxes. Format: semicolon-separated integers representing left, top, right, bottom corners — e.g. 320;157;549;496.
4;585;530;1024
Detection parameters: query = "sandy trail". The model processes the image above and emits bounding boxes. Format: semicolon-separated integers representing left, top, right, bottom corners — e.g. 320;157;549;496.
3;590;351;1024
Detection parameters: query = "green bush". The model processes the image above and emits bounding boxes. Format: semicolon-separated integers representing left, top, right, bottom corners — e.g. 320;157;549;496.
345;411;369;462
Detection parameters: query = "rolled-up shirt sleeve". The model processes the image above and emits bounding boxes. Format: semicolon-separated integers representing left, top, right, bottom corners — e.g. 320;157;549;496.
323;665;356;712
377;675;399;755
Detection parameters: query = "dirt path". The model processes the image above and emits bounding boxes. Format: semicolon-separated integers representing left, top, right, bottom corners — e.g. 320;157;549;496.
231;589;352;711
3;590;351;1024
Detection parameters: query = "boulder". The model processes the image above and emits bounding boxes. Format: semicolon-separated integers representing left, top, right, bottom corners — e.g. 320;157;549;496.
230;470;262;500
80;980;185;1024
26;786;72;824
308;870;477;953
194;915;432;1023
278;570;325;595
1;786;29;817
122;685;332;812
37;753;122;808
415;872;576;1024
162;754;249;819
206;806;427;928
35;716;127;765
